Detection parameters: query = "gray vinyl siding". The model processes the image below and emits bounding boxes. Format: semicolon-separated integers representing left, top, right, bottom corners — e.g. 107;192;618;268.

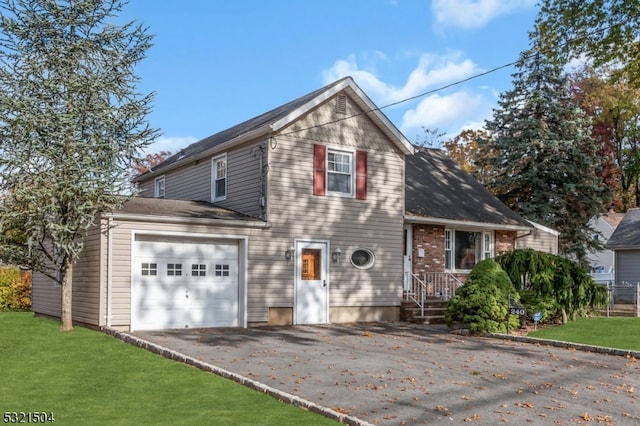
31;224;104;326
258;93;406;313
615;250;640;283
137;179;153;197
516;228;558;254
137;143;265;218
70;225;103;325
614;250;640;303
164;160;210;200
219;143;266;218
31;273;61;318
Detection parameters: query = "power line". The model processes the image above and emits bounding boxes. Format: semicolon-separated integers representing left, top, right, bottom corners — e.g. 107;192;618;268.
279;18;626;139
278;60;518;138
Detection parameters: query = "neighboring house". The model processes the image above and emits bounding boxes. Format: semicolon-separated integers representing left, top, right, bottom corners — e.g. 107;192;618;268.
31;77;534;331
32;77;415;331
515;220;560;255
403;147;532;299
586;209;624;284
605;208;640;303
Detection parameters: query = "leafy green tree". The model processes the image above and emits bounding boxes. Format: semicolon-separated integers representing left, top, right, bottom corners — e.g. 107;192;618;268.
477;45;611;263
445;259;521;335
537;0;640;84
0;0;159;330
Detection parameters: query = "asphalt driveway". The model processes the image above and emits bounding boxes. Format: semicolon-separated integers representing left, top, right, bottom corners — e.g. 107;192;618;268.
124;323;640;425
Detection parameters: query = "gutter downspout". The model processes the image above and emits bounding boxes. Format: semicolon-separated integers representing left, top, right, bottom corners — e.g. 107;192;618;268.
106;217;113;327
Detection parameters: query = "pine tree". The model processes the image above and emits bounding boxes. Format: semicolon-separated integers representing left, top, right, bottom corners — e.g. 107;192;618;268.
0;0;159;330
478;46;611;264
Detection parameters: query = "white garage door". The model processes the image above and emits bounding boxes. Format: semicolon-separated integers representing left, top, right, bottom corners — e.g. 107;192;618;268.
131;236;239;331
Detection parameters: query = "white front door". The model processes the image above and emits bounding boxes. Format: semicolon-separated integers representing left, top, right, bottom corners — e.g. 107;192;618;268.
404;225;413;292
294;241;329;325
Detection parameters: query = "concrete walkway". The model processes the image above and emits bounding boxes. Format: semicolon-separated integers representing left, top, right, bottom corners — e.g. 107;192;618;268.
111;323;640;425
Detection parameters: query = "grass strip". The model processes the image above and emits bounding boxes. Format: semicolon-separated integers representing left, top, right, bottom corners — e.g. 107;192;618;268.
0;312;337;425
528;317;640;351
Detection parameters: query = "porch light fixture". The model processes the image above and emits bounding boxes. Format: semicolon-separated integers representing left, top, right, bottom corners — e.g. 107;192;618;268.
285;245;295;260
332;248;342;262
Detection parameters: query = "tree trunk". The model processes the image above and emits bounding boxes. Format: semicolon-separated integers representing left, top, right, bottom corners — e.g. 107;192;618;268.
561;308;568;325
60;259;73;331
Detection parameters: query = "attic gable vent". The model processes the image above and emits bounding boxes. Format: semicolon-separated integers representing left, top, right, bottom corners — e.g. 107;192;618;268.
336;94;347;114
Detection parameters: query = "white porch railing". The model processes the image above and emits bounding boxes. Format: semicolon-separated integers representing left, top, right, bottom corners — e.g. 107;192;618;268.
591;272;615;285
403;272;464;316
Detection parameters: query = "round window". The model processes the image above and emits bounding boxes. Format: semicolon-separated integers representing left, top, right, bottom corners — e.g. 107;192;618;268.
350;248;375;269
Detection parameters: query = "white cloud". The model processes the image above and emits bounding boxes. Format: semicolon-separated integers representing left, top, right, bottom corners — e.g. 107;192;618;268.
431;0;536;29
322;50;496;144
323;51;478;106
144;136;198;156
400;91;485;137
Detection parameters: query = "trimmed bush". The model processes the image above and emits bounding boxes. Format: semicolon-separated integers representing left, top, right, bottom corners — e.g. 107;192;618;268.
0;266;32;311
445;259;520;334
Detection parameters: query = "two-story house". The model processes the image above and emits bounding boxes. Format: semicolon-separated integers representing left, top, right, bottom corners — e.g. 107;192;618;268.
32;77;416;331
31;76;535;331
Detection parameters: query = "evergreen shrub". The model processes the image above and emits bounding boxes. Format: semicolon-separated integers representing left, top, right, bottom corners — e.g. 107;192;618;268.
445;259;520;334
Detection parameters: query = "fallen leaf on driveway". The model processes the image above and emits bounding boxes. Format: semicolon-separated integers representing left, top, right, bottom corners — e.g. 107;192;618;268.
434;404;450;416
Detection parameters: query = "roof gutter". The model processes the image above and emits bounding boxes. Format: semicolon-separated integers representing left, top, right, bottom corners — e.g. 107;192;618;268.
104;212;272;229
404;214;532;232
605;245;637;251
134;124;273;181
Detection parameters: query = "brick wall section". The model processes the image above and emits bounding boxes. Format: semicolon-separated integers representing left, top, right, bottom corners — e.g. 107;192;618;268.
412;224;446;273
495;230;516;255
411;225;517;274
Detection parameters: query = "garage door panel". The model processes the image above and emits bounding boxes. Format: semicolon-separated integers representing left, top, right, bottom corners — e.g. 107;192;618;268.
132;238;240;331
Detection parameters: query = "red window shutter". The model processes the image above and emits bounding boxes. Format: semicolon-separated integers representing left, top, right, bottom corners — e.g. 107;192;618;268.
313;144;326;196
355;150;367;200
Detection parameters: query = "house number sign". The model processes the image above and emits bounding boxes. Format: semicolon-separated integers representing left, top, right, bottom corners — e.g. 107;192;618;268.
509;307;526;316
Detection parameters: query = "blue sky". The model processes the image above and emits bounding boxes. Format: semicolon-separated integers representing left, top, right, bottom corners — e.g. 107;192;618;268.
121;0;538;154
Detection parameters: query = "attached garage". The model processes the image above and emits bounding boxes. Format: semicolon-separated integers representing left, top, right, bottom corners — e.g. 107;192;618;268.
131;235;241;331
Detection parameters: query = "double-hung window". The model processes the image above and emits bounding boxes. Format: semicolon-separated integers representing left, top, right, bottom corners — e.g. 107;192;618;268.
211;154;227;201
444;230;494;271
313;144;367;199
154;176;165;198
327;150;353;195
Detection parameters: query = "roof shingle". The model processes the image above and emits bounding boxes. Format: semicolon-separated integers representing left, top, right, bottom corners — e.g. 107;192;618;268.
405;147;530;228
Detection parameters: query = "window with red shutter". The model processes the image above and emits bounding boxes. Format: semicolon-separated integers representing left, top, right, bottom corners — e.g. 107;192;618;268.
314;145;367;199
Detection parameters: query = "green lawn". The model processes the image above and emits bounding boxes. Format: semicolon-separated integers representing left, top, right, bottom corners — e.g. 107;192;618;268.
0;312;337;425
528;317;640;351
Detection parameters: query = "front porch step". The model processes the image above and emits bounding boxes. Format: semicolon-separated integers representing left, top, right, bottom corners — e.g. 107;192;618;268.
401;300;449;324
412;314;446;325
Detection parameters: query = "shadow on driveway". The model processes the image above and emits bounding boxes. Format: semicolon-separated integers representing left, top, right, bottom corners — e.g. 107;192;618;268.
131;323;640;425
